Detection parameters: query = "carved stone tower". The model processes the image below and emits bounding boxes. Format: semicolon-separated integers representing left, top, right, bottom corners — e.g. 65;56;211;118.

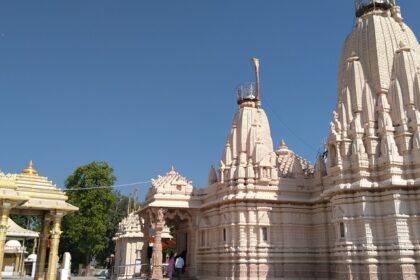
323;0;420;278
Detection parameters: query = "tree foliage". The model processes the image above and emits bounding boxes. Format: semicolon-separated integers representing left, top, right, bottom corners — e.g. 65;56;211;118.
9;215;40;254
60;161;118;270
94;193;131;265
9;215;40;231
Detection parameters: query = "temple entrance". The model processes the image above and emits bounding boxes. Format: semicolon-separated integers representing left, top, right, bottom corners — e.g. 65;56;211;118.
136;207;196;280
135;166;200;279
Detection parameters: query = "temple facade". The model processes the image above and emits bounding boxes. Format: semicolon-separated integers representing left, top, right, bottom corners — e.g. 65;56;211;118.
113;212;144;279
136;1;420;279
0;162;78;280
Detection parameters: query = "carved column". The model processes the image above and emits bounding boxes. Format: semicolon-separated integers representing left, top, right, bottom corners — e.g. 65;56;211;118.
46;212;63;280
184;210;197;277
14;253;21;275
139;215;150;276
151;208;166;280
187;226;197;277
35;213;51;280
0;202;12;280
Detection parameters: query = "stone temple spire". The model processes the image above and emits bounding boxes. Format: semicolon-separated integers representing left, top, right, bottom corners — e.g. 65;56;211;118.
355;0;396;17
327;0;420;172
219;59;277;185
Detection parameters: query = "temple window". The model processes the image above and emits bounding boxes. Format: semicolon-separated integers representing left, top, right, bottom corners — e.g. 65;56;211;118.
339;222;345;239
262;168;268;178
223;228;227;242
261;227;268;242
329;145;337;167
200;230;205;247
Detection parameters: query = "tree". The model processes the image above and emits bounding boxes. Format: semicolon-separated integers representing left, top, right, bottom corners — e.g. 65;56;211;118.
100;190;144;265
60;161;117;273
94;193;130;265
9;215;40;231
9;215;40;254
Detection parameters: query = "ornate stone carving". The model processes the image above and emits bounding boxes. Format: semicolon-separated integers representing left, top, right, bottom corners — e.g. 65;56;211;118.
148;208;168;280
135;4;420;280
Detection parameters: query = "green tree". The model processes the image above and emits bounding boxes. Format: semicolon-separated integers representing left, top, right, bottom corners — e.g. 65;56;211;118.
60;161;117;272
95;193;130;265
9;215;40;231
95;192;143;265
9;215;40;254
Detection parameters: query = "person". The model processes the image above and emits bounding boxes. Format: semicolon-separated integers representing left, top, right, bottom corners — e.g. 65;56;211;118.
174;254;184;279
180;251;187;273
167;252;175;279
106;254;115;279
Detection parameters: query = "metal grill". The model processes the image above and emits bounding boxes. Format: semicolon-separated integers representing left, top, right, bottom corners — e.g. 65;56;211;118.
355;0;396;17
236;82;256;104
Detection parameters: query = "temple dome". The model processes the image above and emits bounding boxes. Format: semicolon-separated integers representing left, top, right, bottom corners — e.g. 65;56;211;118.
25;254;37;262
326;3;420;171
219;101;275;182
275;140;313;178
145;167;194;201
4;239;25;254
114;212;143;240
338;5;420;102
332;6;420;143
5;240;21;248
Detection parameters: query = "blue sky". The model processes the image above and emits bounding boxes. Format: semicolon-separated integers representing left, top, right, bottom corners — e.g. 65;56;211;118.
1;1;419;200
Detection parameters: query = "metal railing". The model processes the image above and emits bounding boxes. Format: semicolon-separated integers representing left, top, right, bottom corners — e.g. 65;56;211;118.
355;0;396;17
236;83;256;104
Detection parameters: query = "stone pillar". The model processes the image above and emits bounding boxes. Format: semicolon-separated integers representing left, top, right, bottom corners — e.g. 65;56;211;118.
32;237;38;255
0;202;12;280
46;212;63;280
139;215;150;276
35;213;51;280
151;208;166;280
14;253;20;274
187;227;197;277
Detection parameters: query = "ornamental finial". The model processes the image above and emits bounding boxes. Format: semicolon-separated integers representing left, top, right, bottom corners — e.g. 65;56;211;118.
236;58;262;105
252;57;260;101
280;139;288;150
22;160;38;176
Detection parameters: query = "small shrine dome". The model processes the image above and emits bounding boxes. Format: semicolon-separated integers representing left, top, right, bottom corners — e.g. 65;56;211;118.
5;239;21;249
26;254;37;262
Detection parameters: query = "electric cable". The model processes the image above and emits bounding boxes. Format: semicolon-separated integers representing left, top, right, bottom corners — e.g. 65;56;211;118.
63;180;151;191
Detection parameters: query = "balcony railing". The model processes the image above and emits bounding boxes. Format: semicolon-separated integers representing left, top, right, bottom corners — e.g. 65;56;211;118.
236;82;256;104
355;0;396;17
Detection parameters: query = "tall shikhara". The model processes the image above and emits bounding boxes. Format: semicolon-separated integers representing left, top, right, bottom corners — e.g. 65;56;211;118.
322;0;420;278
136;1;420;279
327;0;420;173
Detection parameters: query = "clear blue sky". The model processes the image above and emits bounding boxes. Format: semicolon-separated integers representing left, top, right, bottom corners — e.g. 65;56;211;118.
1;1;419;201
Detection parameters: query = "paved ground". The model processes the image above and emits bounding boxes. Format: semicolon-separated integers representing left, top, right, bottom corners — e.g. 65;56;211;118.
72;277;106;280
3;278;143;280
2;277;110;280
3;277;169;280
74;276;173;280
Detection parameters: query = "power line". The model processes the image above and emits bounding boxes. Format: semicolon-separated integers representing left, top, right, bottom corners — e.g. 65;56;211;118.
261;96;318;153
63;180;151;192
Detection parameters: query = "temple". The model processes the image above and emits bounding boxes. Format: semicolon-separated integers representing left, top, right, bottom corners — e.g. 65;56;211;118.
2;218;38;277
0;162;77;280
135;1;420;279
